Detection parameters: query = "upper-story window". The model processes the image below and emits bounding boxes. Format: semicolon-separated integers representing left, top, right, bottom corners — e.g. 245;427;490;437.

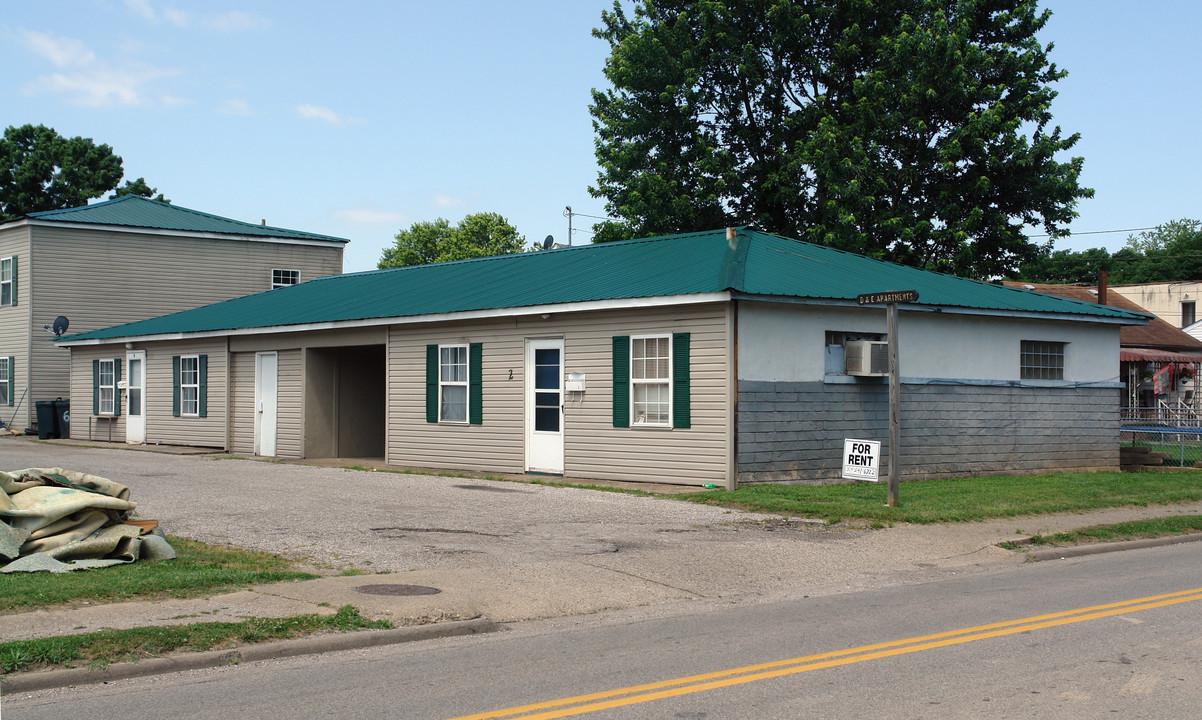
1020;340;1065;380
272;269;300;289
1183;301;1196;328
0;256;14;306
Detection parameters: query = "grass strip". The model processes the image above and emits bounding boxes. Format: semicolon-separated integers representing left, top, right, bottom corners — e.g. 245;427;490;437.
680;470;1202;524
0;605;392;675
1021;515;1202;548
0;537;318;613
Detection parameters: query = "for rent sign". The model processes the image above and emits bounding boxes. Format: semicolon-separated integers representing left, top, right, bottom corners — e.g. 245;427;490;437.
842;439;881;481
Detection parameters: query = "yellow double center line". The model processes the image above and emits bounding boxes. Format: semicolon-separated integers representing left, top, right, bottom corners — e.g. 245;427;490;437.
445;587;1202;720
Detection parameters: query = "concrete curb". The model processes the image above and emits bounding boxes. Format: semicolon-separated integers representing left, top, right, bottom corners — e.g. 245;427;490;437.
0;618;499;694
1025;532;1202;562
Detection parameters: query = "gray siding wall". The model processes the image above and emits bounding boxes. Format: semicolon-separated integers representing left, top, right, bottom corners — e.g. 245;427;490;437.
229;349;303;458
737;381;1121;483
0;226;32;428
386;303;729;485
70;338;228;448
31;224;342;429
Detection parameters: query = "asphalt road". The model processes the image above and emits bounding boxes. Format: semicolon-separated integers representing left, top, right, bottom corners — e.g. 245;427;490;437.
7;539;1202;719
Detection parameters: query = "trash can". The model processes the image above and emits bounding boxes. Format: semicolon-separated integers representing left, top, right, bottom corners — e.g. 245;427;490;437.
54;398;70;439
35;400;59;439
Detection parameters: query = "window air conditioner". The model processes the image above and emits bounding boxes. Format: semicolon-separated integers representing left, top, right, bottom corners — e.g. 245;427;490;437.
844;340;889;376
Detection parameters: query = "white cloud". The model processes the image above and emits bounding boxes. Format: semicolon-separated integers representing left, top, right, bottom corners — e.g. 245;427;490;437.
21;30;95;68
162;8;191;27
295;104;362;126
18;29;179;107
208;11;270;32
333;209;408;225
124;0;157;22
216;98;252;115
433;193;465;208
161;94;193;107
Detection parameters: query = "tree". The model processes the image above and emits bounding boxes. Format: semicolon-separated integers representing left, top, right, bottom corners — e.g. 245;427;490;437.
112;177;169;203
589;0;1092;277
0;124;124;220
1013;219;1202;284
378;212;526;268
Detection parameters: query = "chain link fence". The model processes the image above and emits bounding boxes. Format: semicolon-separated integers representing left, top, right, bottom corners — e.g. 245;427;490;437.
1121;406;1202;468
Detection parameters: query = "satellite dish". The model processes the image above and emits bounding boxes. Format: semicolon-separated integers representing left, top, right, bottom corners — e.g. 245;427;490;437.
542;235;554;250
52;316;69;337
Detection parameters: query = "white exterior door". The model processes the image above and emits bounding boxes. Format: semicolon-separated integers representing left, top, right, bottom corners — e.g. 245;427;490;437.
525;338;564;474
254;352;278;457
125;351;145;444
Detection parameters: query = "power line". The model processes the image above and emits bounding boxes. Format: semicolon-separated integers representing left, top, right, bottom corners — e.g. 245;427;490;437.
1027;226;1157;239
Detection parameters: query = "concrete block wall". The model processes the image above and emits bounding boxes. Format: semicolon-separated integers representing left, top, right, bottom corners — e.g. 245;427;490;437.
736;381;1121;483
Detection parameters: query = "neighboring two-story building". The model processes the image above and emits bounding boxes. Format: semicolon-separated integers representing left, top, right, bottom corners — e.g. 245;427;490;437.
0;195;346;433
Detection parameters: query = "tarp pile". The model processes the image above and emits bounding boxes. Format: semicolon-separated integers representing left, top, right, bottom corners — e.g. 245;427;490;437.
0;467;175;573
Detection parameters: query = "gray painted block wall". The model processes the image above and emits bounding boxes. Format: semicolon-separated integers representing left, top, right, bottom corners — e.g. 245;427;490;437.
737;381;1120;483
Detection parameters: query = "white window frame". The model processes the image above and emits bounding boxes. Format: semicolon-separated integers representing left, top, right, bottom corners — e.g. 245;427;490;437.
1020;340;1066;380
1183;301;1196;328
0;356;8;406
180;355;200;416
0;256;12;306
271;268;300;289
630;335;672;427
99;359;116;415
438;344;469;424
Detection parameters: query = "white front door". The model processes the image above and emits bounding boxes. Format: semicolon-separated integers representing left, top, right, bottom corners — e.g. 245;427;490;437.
254;352;278;457
125;351;145;444
526;338;564;474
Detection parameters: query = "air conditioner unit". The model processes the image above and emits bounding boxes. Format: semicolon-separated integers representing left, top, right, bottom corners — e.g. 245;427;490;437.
845;340;889;376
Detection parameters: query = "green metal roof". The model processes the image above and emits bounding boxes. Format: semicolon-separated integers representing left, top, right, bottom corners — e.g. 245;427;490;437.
58;228;1147;343
23;195;347;243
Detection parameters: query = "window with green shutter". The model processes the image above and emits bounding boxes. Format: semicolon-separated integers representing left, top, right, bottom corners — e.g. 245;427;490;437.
0;356;12;406
613;333;690;428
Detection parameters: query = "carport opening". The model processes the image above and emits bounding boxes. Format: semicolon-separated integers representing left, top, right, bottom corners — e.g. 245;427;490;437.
304;344;385;459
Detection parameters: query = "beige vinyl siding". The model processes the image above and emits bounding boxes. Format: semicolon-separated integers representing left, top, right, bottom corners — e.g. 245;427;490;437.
0;226;32;428
143;338;227;448
29;224;341;430
229;349;303;458
67;345;128;441
277;349;303;458
387;302;729;485
230;352;254;454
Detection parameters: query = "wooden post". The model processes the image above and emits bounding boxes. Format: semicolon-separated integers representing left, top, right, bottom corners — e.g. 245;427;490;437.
887;301;900;507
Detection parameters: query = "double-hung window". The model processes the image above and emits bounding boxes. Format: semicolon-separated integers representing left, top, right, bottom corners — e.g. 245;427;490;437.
99;360;116;414
272;269;300;289
1020;340;1065;380
179;356;200;416
439;345;468;423
631;336;671;425
0;356;10;406
0;256;13;306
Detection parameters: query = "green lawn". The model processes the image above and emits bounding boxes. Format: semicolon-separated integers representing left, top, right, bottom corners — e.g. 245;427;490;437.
0;537;319;613
680;469;1202;524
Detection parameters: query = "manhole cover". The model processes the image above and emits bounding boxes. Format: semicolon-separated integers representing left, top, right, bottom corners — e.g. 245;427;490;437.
354;584;441;597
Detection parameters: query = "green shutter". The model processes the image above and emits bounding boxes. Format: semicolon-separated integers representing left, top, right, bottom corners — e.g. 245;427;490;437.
426;345;438;423
612;336;630;427
672;332;690;429
93;359;100;415
8;256;16;306
172;356;181;417
198;354;208;418
5;356;12;407
112;359;122;416
469;342;482;425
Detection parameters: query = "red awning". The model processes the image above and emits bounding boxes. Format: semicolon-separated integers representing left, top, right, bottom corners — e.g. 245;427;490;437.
1120;347;1202;363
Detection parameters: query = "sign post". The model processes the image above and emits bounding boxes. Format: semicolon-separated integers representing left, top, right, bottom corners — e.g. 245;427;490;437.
855;290;918;507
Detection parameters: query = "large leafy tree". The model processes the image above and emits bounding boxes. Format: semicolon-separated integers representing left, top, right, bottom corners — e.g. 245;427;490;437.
112;177;169;204
378;212;526;268
1016;219;1202;285
0;124;124;220
589;0;1092;277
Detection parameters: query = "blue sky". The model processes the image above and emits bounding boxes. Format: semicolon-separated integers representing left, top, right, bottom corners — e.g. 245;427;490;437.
2;1;1199;273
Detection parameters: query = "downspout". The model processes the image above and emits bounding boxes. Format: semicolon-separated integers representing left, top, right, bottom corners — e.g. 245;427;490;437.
224;336;231;452
723;227;747;491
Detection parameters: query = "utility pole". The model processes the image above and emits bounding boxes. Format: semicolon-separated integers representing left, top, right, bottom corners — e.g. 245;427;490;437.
564;206;573;246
